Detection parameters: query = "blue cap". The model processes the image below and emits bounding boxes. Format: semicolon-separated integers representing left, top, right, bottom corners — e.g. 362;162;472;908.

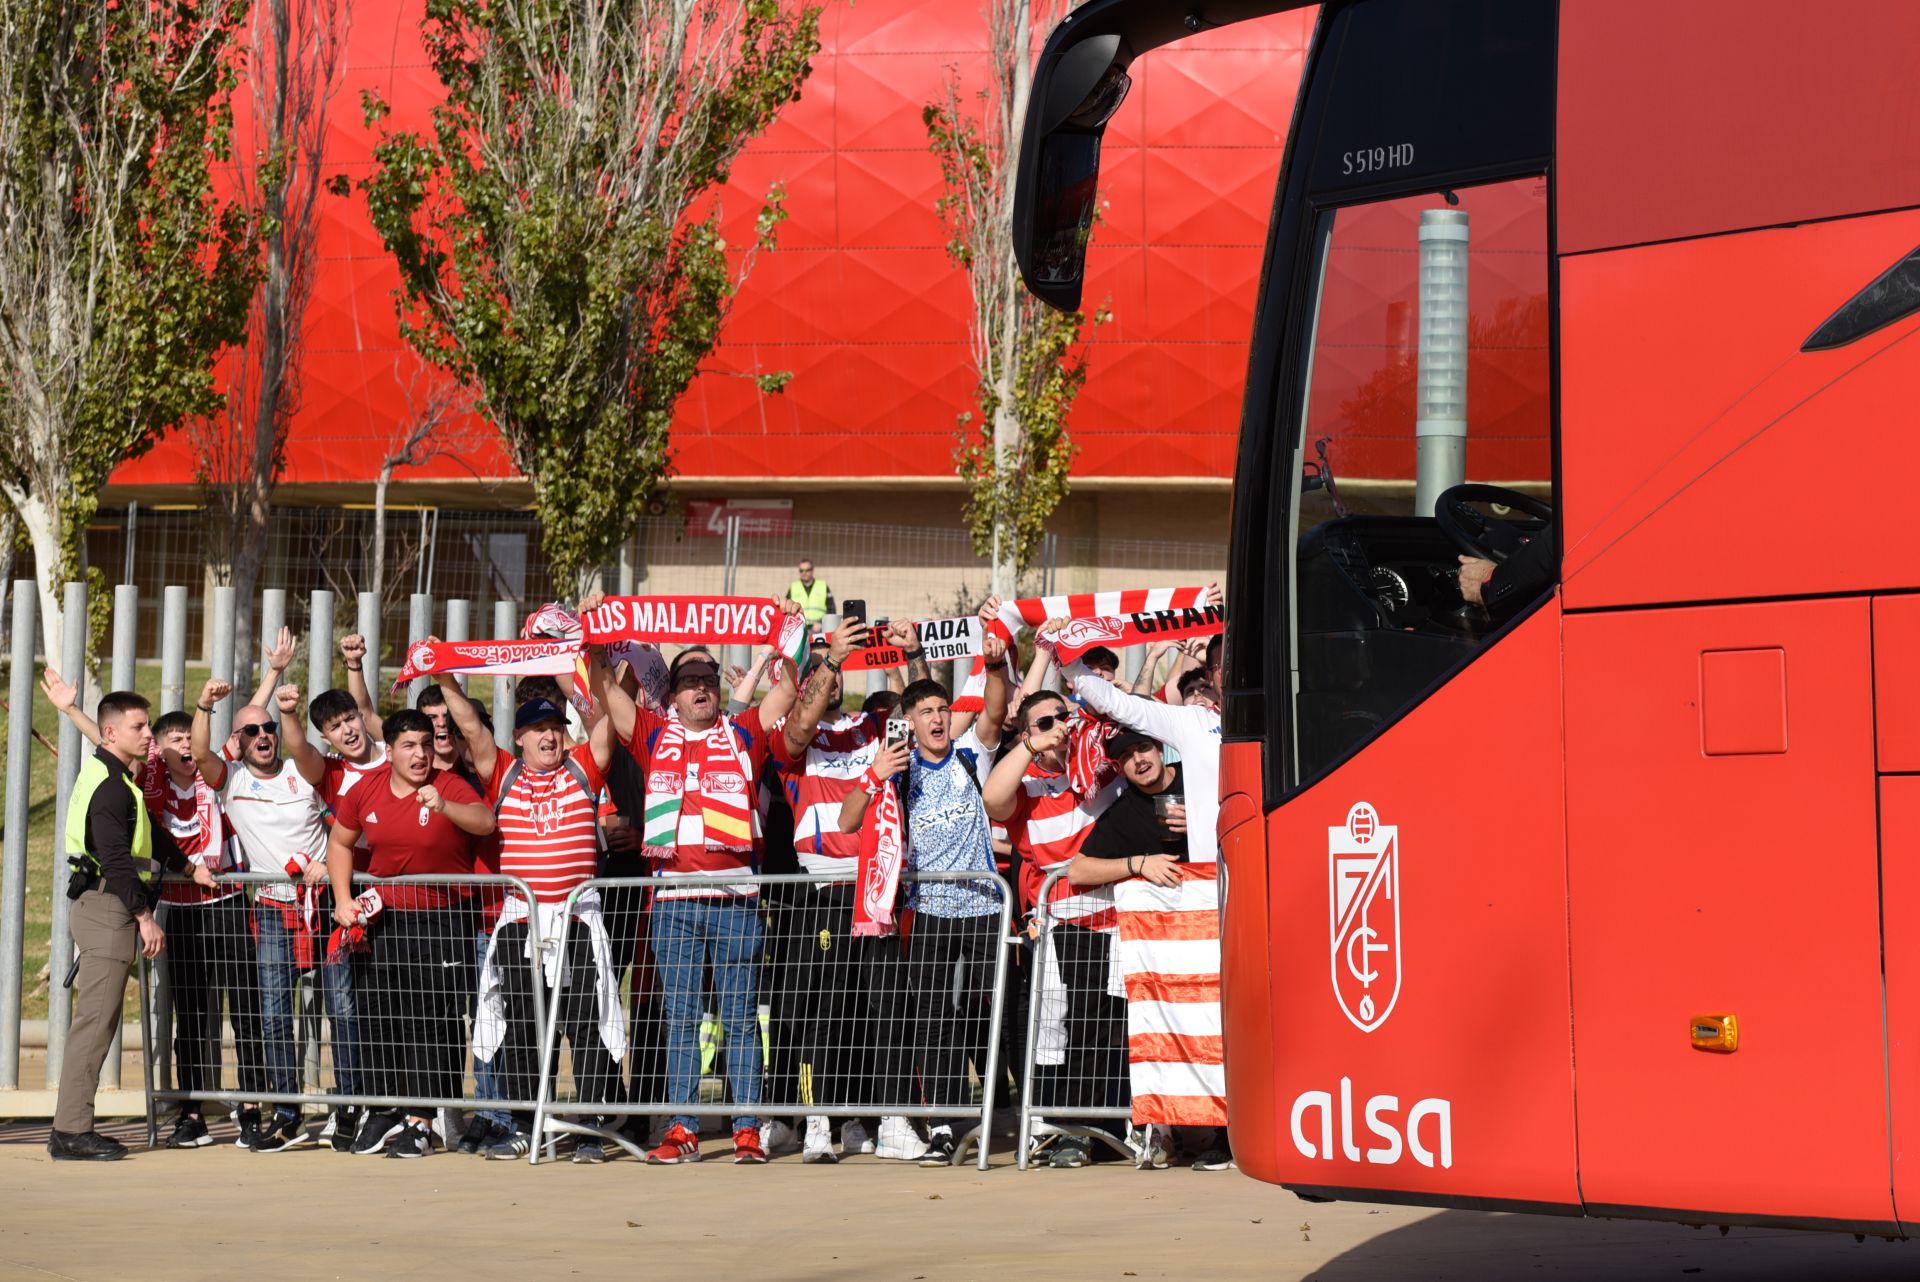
514;698;566;732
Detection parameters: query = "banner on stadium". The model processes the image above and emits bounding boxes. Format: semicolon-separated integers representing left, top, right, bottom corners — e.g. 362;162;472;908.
392;639;581;688
581;595;785;647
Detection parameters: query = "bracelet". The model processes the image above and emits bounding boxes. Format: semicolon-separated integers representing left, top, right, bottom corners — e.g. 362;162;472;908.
1126;856;1137;876
902;647;924;660
344;662;362;672
824;656;843;673
197;703;214;713
860;767;882;797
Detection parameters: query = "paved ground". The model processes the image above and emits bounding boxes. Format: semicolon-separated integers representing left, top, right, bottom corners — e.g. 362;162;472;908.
2;1120;1917;1281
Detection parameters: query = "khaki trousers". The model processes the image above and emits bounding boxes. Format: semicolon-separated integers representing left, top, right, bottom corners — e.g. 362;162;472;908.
53;889;138;1134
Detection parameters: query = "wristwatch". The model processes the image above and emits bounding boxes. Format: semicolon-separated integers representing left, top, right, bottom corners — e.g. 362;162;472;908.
902;646;925;660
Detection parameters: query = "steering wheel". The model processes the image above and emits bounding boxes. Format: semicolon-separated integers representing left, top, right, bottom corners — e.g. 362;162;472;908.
1434;483;1554;565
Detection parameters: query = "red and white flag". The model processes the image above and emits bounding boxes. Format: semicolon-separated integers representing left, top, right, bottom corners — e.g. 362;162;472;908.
1114;863;1226;1128
953;586;1220;711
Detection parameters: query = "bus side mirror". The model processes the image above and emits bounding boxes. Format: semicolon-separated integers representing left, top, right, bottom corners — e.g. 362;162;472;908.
1013;33;1131;312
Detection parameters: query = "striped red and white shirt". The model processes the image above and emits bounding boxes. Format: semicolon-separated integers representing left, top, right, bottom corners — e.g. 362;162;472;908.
781;711;881;881
485;745;607;905
1006;748;1124;931
143;746;238;906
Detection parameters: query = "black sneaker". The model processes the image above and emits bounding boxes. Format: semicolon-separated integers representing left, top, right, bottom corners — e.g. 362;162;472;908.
253;1112;313;1154
485;1129;532;1161
1048;1135;1093;1169
328;1107;363;1153
1191;1148;1235;1171
351;1110;406;1157
385;1120;432;1159
917;1128;957;1167
456;1114;496;1156
47;1129;128;1161
572;1138;608;1164
234;1108;263;1150
166;1113;213;1149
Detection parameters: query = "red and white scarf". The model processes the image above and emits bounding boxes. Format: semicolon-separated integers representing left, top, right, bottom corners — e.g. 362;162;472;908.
393;638;580;688
854;776;904;936
952;586;1220;711
582;595;786;647
640;715;759;856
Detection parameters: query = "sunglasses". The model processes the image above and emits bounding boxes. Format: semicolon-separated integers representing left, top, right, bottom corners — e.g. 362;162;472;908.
238;722;277;739
1027;713;1062;734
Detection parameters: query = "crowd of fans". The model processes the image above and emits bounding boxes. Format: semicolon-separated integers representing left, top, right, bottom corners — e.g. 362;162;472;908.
43;560;1228;1171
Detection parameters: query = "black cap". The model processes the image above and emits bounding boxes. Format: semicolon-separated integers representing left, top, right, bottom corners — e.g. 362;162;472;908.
514;697;567;732
1104;729;1160;761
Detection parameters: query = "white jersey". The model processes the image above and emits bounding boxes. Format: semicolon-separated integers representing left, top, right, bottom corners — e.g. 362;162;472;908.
219;757;330;903
1065;662;1223;864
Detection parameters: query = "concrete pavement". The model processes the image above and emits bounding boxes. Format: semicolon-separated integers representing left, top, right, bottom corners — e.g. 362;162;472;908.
2;1125;1917;1281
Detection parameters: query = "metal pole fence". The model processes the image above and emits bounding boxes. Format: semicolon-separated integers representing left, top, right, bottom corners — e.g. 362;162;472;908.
492;600;514;751
46;580;87;1080
160;586;189;715
307;589;334;747
0;581;35;1086
529;871;1016;1172
1016;867;1136;1169
356;591;381;706
445;598;470;691
209;585;236;747
259;588;287;689
407;592;431;706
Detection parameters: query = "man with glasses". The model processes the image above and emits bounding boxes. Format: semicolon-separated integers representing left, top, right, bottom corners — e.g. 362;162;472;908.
193;679;362;1154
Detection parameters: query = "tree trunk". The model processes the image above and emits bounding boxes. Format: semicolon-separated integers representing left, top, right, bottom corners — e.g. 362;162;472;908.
13;490;65;667
372;468;390;614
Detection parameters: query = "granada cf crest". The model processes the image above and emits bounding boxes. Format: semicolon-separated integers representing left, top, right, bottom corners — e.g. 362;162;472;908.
1329;802;1400;1033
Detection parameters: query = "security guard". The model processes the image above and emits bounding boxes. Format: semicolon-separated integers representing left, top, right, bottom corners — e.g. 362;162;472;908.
786;558;833;628
49;689;213;1160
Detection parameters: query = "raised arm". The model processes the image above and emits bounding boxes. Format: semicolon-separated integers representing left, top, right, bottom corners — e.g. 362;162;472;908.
884;619;931;685
248;627;297;713
586;644;638;751
837;739;908;833
783;619;866;758
753;598;806;726
972;629;1011;751
277;684;328;786
1132;641;1173;695
1062;657;1202;750
727;647;773;714
1020;616;1059;701
190;678;231;790
433;667;499;781
340;633;384;743
40;669;102;747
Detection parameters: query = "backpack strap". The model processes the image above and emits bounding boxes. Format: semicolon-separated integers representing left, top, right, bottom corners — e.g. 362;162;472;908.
491;755;605;853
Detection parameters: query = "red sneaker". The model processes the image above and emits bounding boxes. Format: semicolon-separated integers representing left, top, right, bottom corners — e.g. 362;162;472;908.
733;1126;768;1164
646;1123;702;1165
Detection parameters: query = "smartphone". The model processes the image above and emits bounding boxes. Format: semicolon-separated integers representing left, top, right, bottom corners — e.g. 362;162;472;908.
885;717;910;751
843;598;867;625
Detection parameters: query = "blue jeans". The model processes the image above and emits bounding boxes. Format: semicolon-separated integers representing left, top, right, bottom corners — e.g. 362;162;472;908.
256;900;360;1104
650;896;762;1131
471;929;511;1127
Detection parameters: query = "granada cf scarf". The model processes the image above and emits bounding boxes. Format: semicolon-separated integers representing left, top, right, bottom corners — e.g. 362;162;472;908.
522;602;594;714
640;715;759;858
582;595;788;647
1114;862;1226;1128
952;587;1221;711
854;777;904;937
393;639;581;688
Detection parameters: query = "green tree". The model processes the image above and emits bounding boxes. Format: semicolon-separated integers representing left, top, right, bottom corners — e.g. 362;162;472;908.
361;0;820;594
927;0;1105;594
0;0;258;663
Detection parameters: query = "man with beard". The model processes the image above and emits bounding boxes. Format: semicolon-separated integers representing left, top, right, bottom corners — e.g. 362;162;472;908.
194;679;361;1153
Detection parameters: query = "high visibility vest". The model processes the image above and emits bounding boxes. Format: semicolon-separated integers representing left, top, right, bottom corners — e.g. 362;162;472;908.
66;753;155;882
788;578;830;624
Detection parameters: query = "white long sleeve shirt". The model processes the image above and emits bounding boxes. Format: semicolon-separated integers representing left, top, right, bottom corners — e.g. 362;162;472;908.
1062;660;1223;864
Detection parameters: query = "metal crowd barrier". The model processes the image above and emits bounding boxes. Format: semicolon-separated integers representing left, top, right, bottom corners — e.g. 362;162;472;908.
143;871;547;1147
1016;867;1136;1170
531;871;1018;1171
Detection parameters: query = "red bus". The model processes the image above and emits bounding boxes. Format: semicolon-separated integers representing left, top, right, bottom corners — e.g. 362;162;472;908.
1015;0;1920;1235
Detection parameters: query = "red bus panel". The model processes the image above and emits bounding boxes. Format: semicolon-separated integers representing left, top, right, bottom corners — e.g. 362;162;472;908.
1564;598;1890;1226
1260;603;1577;1206
1879;774;1920;1234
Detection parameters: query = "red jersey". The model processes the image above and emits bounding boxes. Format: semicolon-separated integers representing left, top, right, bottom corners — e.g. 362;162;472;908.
624;706;792;898
1006;747;1124;930
331;764;481;909
322;745;389;871
142;744;237;906
780;711;881;880
485;745;607;905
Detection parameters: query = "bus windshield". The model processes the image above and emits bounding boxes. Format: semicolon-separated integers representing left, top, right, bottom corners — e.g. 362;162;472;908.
1283;175;1552;785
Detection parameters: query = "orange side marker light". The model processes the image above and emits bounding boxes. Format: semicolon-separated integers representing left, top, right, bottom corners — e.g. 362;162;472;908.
1690;1013;1739;1053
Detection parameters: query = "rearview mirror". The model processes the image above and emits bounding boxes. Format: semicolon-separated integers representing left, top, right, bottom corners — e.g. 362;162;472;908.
1014;34;1132;311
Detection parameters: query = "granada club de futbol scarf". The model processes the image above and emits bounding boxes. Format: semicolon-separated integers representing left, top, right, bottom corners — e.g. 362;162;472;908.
392;638;581;688
640;715;759;857
838;614;982;674
854;775;905;936
951;586;1222;712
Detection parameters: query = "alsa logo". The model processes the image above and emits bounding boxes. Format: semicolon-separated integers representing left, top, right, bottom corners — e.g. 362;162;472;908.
1058;616;1124;650
1291;1078;1453;1169
1330;801;1399;1032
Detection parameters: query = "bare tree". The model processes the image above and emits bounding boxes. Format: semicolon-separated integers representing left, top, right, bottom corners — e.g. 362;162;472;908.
369;367;490;612
0;0;256;663
927;0;1104;594
189;0;350;691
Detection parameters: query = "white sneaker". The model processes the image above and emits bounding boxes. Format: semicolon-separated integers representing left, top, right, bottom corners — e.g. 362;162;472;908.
1130;1124;1172;1170
874;1116;928;1161
761;1118;801;1157
840;1120;874;1155
434;1108;457;1151
802;1115;838;1164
